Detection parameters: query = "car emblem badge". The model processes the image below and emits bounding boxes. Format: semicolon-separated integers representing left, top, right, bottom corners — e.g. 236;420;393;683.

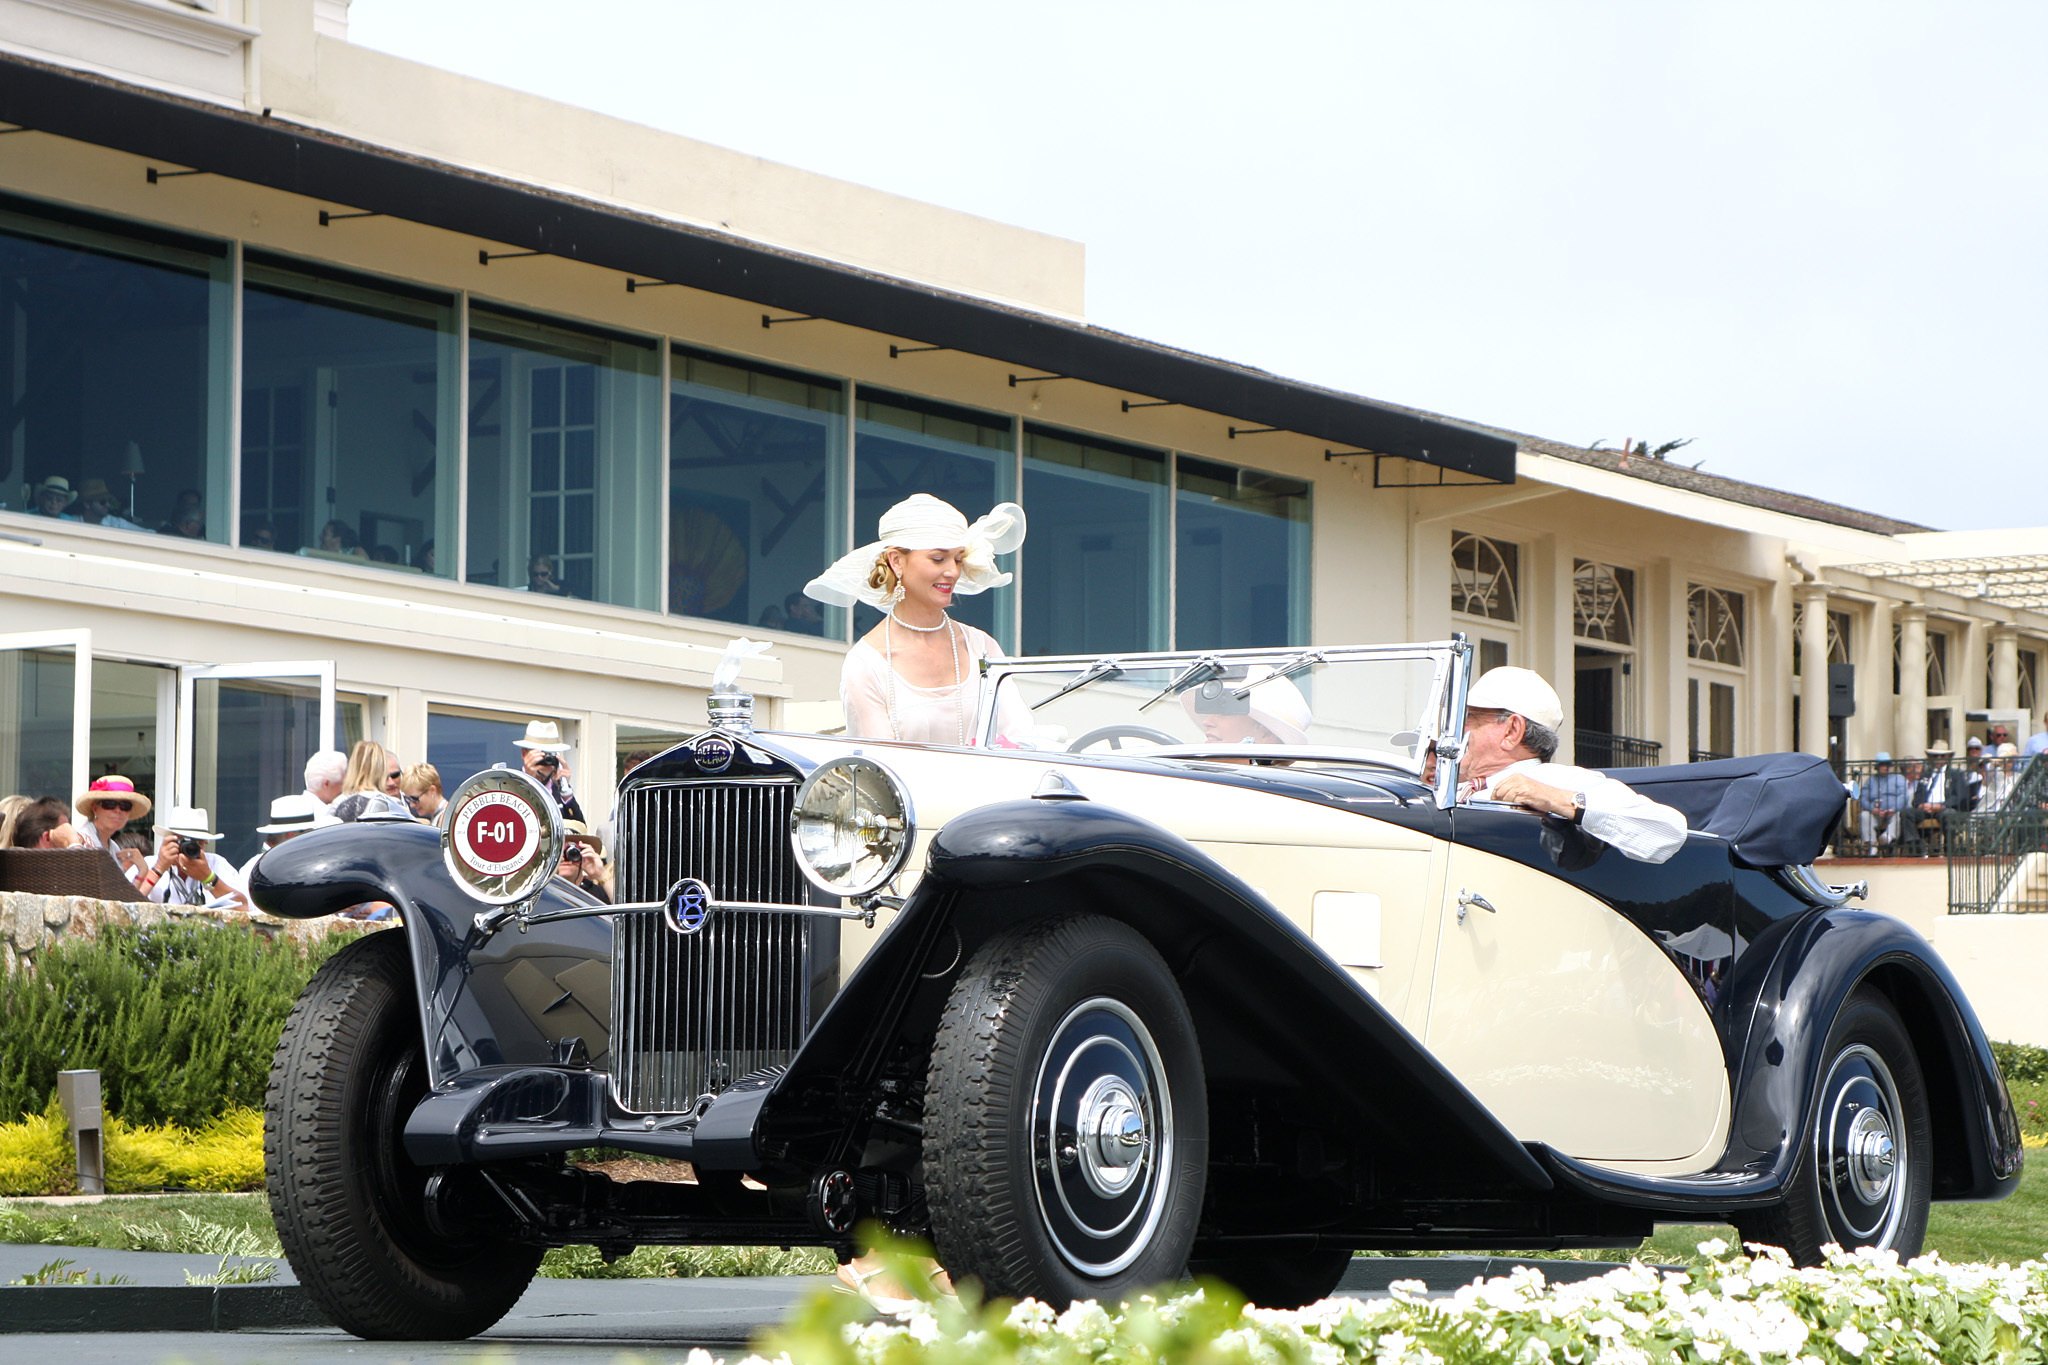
693;734;735;774
665;877;714;935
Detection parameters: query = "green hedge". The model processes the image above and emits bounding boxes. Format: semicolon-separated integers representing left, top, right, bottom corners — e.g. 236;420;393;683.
1994;1040;2048;1085
0;922;355;1127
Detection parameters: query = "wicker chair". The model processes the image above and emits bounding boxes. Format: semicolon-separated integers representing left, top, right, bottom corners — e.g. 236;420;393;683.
0;847;148;902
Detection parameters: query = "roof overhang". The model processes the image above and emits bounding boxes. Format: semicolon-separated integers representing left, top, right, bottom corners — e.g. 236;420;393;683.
0;54;1516;483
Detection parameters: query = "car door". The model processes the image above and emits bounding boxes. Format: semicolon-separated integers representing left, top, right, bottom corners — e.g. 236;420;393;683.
1423;805;1732;1171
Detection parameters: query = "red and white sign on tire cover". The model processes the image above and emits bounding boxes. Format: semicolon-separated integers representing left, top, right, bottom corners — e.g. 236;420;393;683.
452;788;542;879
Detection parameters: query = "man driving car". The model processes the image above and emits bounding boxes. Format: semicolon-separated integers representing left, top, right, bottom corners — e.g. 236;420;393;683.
1454;666;1688;864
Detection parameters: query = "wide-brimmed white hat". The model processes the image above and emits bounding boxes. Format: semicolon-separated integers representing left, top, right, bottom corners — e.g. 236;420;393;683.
1182;666;1313;745
32;473;78;506
256;793;341;835
76;774;151;821
515;720;571;753
803;494;1027;610
1467;666;1565;734
157;805;222;840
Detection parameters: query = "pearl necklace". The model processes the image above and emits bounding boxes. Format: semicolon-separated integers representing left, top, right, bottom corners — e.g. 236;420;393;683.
883;614;968;744
889;608;950;633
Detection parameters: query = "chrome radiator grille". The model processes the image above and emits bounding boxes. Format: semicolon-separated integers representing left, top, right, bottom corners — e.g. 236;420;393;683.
613;780;812;1113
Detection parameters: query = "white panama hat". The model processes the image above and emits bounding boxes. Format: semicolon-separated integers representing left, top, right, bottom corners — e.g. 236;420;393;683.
157;805;223;840
515;720;571;753
1466;666;1565;734
803;494;1027;611
256;792;341;835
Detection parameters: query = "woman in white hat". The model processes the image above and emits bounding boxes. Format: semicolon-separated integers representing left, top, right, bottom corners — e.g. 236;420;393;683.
73;774;151;851
804;493;1031;746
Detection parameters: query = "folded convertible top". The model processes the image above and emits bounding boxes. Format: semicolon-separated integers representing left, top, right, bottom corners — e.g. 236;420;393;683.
1598;752;1847;868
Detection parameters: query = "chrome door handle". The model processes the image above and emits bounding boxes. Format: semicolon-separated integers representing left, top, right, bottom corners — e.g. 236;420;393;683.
1456;888;1497;925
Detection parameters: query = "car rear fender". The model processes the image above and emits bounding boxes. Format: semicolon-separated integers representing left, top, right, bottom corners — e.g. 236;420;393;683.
770;795;1552;1192
250;821;612;1090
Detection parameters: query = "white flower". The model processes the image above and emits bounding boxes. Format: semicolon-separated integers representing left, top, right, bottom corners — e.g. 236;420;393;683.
1834;1323;1869;1357
1696;1237;1730;1259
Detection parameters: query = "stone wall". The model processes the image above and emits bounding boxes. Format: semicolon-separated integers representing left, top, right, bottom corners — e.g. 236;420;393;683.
1;891;344;974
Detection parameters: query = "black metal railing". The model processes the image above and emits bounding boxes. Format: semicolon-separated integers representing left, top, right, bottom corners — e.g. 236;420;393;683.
1945;757;2048;913
1689;748;1733;764
1576;730;1663;768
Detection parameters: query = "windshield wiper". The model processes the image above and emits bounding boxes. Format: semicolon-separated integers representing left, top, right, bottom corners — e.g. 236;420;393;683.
1230;650;1325;699
1138;656;1224;713
1030;657;1125;711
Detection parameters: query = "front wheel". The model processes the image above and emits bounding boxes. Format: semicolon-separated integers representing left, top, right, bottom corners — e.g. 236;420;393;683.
924;915;1207;1305
265;930;541;1339
1735;990;1932;1266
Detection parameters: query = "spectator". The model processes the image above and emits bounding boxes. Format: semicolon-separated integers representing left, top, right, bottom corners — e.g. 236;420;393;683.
136;805;247;909
312;519;366;559
783;591;825;636
1983;743;2023;812
158;489;205;539
1856;753;1907;848
420;539;436;575
521;552;569;596
245;518;277;551
757;601;787;631
331;741;399;822
2026;714;2048;758
516;720;585;822
556;819;613;902
8;797;84;848
74;479;144;531
1909;742;1970;855
1964;736;1988;810
111;827;152;882
399;763;445;822
1988;723;2013;752
369;544;400;565
240;794;341;886
29;474;80;519
304;749;347;812
0;794;29;847
73;774;150;851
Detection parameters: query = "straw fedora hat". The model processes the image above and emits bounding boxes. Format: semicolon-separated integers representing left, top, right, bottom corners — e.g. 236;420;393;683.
515;720;571;754
77;774;152;821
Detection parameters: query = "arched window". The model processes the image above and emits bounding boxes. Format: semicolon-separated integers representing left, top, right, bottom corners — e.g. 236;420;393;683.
1451;532;1520;623
1687;585;1745;667
1572;561;1634;645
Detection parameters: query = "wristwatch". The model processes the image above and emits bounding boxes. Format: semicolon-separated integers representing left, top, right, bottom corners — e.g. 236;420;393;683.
1570;790;1588;826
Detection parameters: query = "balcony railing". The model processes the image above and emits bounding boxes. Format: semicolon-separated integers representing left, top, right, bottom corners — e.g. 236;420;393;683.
1576;730;1663;768
1945;756;2048;912
1832;756;2046;877
1689;748;1733;764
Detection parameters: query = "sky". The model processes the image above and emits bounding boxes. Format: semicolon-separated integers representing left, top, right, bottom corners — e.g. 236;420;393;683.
349;1;2046;533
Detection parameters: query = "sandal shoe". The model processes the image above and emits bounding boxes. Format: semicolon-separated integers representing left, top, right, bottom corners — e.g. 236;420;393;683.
835;1262;920;1315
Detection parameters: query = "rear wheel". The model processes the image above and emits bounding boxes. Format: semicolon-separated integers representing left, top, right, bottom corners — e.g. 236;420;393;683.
1735;990;1931;1265
1189;1245;1353;1308
924;915;1207;1305
265;930;541;1339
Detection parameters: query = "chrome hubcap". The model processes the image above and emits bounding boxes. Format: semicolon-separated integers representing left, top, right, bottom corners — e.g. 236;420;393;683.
1075;1077;1150;1197
1818;1043;1907;1245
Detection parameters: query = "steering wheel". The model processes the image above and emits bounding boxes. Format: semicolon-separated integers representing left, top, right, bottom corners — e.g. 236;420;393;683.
1067;724;1183;754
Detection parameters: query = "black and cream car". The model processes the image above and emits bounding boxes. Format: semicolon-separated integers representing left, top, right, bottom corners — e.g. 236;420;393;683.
253;638;2022;1340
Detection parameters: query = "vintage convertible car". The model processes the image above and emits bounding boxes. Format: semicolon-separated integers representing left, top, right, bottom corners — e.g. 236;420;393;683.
253;637;2023;1340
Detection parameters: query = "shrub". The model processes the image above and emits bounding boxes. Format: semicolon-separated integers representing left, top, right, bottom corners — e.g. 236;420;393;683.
107;1107;265;1193
0;1101;73;1196
0;921;357;1126
1995;1039;2048;1085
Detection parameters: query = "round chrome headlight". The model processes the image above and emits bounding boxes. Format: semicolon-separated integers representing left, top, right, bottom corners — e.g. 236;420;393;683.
789;756;915;899
442;766;564;906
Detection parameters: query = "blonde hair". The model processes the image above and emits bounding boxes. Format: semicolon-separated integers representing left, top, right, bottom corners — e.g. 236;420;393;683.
0;794;29;849
865;551;901;599
399;763;442;798
341;740;394;796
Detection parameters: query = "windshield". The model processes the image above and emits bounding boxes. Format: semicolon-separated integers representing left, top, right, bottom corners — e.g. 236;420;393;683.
981;644;1458;772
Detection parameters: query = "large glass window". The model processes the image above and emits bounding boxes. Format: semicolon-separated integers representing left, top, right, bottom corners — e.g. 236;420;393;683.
1175;457;1309;649
669;346;845;634
1020;426;1168;655
855;389;1014;643
0;646;74;799
468;308;660;607
428;709;554;794
0;194;229;537
1452;531;1521;622
241;254;457;572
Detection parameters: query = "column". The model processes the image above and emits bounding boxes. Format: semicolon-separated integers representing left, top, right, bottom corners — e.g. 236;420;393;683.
1992;626;2021;711
1896;605;1928;759
1796;584;1831;758
1532;534;1575;763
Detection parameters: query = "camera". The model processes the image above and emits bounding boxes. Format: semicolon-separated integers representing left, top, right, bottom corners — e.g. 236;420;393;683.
176;836;203;857
535;753;560;772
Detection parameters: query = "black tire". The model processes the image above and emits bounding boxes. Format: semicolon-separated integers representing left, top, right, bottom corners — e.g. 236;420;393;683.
1735;990;1932;1266
1189;1246;1353;1308
924;915;1207;1305
265;930;541;1339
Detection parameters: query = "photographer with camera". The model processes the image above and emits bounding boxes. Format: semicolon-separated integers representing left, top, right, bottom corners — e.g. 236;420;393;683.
555;818;614;902
516;720;586;823
138;805;249;909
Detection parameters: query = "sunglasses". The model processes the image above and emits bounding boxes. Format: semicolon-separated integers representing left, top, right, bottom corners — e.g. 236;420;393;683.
98;800;134;813
387;770;402;780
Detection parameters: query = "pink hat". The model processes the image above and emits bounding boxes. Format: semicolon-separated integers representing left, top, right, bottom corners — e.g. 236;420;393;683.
76;774;152;821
